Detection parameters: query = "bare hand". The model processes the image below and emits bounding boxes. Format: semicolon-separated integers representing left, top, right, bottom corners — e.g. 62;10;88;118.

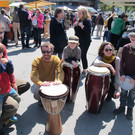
109;65;116;75
130;78;135;84
114;91;120;99
40;81;51;86
78;22;84;29
0;58;8;64
120;75;126;82
72;61;79;68
52;81;61;85
73;21;79;27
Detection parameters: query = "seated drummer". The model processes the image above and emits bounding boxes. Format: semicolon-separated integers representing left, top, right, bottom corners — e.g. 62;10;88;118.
62;35;81;68
113;32;135;120
0;43;21;133
93;41;121;101
31;42;61;106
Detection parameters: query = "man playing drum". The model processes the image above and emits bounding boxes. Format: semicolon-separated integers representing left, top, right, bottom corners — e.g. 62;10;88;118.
31;42;61;106
113;32;135;120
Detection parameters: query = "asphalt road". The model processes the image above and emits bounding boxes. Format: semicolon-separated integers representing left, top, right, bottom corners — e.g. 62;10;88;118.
4;28;135;135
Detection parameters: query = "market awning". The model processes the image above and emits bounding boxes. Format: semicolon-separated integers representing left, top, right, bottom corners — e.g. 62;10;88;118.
24;0;56;8
9;2;26;8
0;0;9;7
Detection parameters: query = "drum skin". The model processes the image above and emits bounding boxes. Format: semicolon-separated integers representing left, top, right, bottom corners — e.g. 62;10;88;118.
63;66;80;102
85;72;110;113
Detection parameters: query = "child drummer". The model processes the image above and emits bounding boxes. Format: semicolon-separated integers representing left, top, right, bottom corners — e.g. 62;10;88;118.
113;32;135;120
62;35;81;68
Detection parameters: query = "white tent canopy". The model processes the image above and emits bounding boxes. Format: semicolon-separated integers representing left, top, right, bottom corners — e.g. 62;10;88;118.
9;2;26;7
76;5;97;13
63;6;73;11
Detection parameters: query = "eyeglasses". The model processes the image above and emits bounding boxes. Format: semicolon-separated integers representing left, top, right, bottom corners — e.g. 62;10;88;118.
105;49;112;52
0;31;4;35
42;50;51;54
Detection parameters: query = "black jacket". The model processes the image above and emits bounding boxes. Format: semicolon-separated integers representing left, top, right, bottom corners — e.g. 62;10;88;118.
74;18;92;46
50;17;67;53
18;8;31;26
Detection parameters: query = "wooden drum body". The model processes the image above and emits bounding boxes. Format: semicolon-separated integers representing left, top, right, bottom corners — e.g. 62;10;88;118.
85;66;110;113
39;84;69;135
62;63;81;102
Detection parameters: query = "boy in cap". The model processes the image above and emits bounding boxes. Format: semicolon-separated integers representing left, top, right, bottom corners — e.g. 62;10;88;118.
62;35;81;68
113;32;135;120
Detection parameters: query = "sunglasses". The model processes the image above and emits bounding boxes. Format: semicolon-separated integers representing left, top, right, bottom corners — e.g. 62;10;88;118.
105;49;112;52
42;50;52;54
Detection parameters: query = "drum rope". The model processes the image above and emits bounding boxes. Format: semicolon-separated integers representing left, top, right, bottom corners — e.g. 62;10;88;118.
97;75;105;113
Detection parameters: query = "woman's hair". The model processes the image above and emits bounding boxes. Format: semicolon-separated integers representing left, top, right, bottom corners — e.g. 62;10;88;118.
0;43;4;53
98;42;115;57
36;8;43;14
78;7;91;21
54;7;63;18
41;42;54;51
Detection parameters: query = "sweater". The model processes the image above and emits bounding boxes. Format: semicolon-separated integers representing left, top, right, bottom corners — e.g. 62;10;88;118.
110;18;125;36
120;44;135;80
31;55;61;86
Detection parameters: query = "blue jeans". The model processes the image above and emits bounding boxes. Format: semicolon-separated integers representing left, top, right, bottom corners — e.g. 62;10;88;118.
120;87;135;108
20;25;31;48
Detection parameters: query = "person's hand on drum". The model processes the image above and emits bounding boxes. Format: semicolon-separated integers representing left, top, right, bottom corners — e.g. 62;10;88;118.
114;91;120;99
129;78;135;84
72;61;78;68
52;81;61;85
40;81;51;86
120;75;126;82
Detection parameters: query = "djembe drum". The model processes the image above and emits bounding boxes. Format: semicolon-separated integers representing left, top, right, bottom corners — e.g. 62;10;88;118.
85;66;110;113
39;83;69;135
62;62;81;102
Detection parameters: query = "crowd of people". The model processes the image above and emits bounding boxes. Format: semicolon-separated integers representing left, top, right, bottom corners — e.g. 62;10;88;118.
0;4;135;134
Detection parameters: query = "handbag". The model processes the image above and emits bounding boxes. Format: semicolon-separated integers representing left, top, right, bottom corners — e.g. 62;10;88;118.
32;17;37;27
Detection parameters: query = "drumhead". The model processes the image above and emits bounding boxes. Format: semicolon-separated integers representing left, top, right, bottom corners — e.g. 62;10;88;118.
88;66;110;76
39;84;68;99
120;76;134;91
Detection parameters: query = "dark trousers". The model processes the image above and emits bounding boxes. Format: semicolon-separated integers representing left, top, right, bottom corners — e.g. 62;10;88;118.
80;42;91;69
2;32;8;46
20;25;31;48
110;32;121;48
103;31;108;41
0;94;21;126
34;28;42;46
91;24;96;35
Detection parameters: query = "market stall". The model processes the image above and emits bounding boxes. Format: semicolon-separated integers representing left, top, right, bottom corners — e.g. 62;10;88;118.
24;0;56;10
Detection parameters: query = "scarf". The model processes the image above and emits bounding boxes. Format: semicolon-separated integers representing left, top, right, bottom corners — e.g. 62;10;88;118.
102;54;115;64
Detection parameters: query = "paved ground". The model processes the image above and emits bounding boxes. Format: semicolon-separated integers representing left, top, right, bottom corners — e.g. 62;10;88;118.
4;28;135;135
